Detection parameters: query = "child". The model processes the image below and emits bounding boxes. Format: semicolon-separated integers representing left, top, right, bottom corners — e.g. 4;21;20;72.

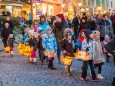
80;30;99;81
38;30;46;64
42;26;57;70
7;34;14;57
93;30;105;79
75;29;86;51
102;35;110;63
28;34;39;64
60;29;74;76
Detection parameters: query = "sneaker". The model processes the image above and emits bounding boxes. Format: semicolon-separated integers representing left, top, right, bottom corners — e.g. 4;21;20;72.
97;74;104;79
80;78;87;81
92;78;100;81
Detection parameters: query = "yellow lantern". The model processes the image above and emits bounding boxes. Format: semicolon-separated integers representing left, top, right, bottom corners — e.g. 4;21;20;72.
64;56;73;65
24;46;31;53
4;46;10;53
44;50;56;58
75;51;91;61
60;56;65;62
30;47;34;52
19;49;23;54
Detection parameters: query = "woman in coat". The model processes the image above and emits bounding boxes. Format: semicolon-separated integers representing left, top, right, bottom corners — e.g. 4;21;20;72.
1;23;12;47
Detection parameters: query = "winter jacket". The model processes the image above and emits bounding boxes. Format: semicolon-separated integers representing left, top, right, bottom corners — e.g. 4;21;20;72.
23;33;29;43
87;20;97;31
81;39;95;60
94;39;105;64
38;21;49;33
28;38;39;51
42;34;57;51
60;39;74;57
79;22;89;32
3;20;13;30
99;20;112;38
8;38;14;47
75;37;85;50
53;21;65;44
1;28;12;42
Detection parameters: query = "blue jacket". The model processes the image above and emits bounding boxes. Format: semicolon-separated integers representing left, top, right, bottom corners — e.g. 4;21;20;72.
42;34;57;51
24;33;29;43
38;22;49;33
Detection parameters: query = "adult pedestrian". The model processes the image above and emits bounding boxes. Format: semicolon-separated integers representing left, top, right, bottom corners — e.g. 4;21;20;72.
3;16;13;30
53;14;66;64
87;16;97;31
72;15;80;39
38;15;49;33
79;18;88;33
1;23;12;47
65;15;72;28
99;14;112;41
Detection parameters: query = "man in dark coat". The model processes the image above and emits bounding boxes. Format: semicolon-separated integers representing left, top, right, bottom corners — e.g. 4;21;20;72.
3;16;13;30
72;15;80;39
1;23;12;47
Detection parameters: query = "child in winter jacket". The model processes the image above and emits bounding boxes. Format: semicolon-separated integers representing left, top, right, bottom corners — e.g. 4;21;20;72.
28;34;39;64
7;34;14;57
80;30;99;81
75;29;86;50
93;30;105;79
42;26;57;70
60;29;74;76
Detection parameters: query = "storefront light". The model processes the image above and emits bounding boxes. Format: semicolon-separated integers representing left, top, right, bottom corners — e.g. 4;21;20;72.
62;4;65;8
78;3;82;7
86;8;89;11
51;6;53;9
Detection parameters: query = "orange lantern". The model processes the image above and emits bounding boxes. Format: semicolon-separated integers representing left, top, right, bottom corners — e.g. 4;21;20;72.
75;51;91;61
64;56;73;65
60;56;65;62
44;50;56;58
4;46;10;53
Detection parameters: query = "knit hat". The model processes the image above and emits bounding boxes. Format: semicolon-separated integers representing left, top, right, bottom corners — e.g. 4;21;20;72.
64;28;72;38
46;26;52;31
84;30;92;38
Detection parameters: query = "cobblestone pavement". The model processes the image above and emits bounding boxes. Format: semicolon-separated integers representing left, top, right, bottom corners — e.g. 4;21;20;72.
0;44;114;86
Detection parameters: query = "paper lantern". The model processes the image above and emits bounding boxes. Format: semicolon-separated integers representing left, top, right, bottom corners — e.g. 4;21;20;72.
24;46;31;53
44;50;56;58
75;51;91;61
64;56;72;65
4;46;10;53
60;56;65;62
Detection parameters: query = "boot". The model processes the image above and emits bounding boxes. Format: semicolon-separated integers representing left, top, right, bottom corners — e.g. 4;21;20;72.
50;60;56;70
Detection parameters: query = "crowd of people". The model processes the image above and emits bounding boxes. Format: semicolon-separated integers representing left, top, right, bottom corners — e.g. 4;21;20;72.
0;13;115;82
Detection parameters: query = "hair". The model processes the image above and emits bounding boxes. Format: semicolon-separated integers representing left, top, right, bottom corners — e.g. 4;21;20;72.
103;14;107;18
40;15;46;23
56;14;65;21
